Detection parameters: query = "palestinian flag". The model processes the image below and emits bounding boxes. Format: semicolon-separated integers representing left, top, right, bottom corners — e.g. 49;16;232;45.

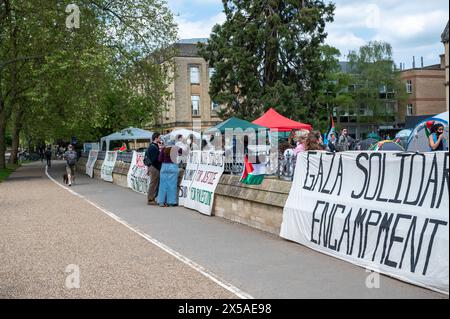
324;113;335;145
240;155;265;185
118;144;127;153
425;121;434;138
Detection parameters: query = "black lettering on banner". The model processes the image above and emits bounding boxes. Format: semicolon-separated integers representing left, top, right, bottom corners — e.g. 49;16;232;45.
384;214;412;268
351;153;369;199
311;201;325;244
324;203;336;247
312;153;324;192
372;213;394;263
436;152;449;209
364;153;382;200
362;210;382;258
419;154;438;208
376;153;389;202
318;202;330;246
399;216;422;271
338;208;352;254
350;208;367;257
330;155;344;196
320;153;335;194
303;152;314;190
423;219;448;275
403;153;426;206
327;204;345;251
389;154;410;204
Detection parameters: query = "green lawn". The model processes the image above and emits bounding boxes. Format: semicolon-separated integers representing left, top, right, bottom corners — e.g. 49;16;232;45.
0;164;20;183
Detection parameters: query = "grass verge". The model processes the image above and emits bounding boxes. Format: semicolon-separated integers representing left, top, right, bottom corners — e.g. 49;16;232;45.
0;164;20;183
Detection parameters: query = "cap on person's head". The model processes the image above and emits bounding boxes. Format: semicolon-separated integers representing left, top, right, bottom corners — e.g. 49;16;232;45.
152;132;161;141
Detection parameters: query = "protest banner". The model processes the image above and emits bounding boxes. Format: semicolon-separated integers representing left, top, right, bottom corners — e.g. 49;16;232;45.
101;151;117;182
281;151;449;294
85;150;98;178
181;151;224;216
127;151;150;194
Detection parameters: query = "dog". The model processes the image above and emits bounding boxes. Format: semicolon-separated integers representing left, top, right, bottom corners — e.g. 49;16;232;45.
63;173;68;185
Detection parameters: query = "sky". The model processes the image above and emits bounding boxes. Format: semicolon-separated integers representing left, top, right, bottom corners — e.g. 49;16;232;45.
166;0;449;68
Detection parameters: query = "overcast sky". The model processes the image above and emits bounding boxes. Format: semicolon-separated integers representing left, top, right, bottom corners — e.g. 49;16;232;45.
167;0;449;68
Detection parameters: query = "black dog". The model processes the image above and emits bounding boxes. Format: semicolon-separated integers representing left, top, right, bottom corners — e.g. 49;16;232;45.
63;173;68;185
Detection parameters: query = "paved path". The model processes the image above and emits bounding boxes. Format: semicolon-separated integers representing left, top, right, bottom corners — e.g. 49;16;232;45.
1;161;447;298
0;162;236;299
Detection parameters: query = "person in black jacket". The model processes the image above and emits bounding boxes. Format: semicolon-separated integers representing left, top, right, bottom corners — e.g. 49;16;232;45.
145;133;162;205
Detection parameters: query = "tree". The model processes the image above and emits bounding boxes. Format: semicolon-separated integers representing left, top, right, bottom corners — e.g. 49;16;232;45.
346;41;407;128
0;0;177;167
199;0;335;126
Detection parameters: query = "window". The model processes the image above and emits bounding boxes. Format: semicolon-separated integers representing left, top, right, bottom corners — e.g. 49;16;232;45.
191;96;200;116
211;101;219;112
406;80;413;94
190;66;200;84
407;103;413;116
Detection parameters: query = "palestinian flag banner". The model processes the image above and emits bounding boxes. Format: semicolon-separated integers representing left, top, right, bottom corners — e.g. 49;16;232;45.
118;144;127;153
326;113;335;141
240;156;265;185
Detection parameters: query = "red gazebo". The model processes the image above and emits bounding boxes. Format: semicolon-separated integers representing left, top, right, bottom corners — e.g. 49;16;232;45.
252;108;312;132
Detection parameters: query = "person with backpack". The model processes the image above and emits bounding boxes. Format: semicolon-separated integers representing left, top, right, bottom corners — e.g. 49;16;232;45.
145;133;162;205
63;144;78;186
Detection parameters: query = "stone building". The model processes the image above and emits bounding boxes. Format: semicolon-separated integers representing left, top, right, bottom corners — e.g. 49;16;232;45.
155;39;222;133
442;21;449;112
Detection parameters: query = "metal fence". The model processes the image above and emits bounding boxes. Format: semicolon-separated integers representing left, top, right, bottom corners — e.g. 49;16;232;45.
82;150;297;181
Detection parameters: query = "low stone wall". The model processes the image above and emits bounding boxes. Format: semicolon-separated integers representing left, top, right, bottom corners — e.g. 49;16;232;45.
76;159;290;235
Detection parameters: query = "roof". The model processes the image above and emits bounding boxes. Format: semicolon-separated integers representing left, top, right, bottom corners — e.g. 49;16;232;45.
174;39;208;58
252;108;313;132
206;117;268;134
101;127;154;142
442;21;449;43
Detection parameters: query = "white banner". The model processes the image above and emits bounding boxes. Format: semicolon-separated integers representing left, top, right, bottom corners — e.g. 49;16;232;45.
101;151;117;183
85;150;98;178
179;151;200;207
281;151;449;294
127;151;150;194
181;151;225;216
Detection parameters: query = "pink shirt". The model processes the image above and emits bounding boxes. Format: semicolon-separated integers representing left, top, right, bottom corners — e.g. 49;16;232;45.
294;143;305;155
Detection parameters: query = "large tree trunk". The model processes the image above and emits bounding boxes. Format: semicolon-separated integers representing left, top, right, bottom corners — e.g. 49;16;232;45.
9;109;22;164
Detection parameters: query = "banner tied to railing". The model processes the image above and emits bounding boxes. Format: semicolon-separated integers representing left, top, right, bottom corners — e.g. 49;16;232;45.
281;151;449;294
179;151;225;216
101;151;117;183
127;151;150;194
85;150;99;178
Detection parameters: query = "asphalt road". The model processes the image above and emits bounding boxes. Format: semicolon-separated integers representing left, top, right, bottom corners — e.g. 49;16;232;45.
0;161;447;298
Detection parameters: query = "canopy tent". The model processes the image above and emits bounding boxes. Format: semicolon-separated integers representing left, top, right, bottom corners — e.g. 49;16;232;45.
406;111;448;152
100;127;154;151
205;117;268;134
252;108;312;132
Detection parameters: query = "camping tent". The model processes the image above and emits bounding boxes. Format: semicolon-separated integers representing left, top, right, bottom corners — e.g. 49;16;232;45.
206;117;268;134
100;127;154;151
370;140;405;151
252;108;312;132
406;111;448;152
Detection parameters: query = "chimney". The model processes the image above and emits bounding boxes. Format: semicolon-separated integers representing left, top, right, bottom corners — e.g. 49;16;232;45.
413;56;416;68
421;56;423;68
440;54;445;69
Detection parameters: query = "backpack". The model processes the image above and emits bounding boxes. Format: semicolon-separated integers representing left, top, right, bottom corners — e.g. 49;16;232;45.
66;151;77;166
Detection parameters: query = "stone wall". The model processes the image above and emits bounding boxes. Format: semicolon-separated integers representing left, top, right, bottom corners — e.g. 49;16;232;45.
76;159;290;235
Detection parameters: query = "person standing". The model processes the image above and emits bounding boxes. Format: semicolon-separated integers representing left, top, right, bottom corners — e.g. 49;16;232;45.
63;144;78;186
157;144;180;207
429;123;447;151
45;145;52;168
327;133;337;152
145;133;162;205
337;128;350;152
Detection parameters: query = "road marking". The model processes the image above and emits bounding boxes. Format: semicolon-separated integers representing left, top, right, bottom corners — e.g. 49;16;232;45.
45;165;254;299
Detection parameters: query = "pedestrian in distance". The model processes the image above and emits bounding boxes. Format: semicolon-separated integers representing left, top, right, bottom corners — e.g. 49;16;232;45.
63;144;78;186
145;132;162;205
45;145;53;168
337;128;350;152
